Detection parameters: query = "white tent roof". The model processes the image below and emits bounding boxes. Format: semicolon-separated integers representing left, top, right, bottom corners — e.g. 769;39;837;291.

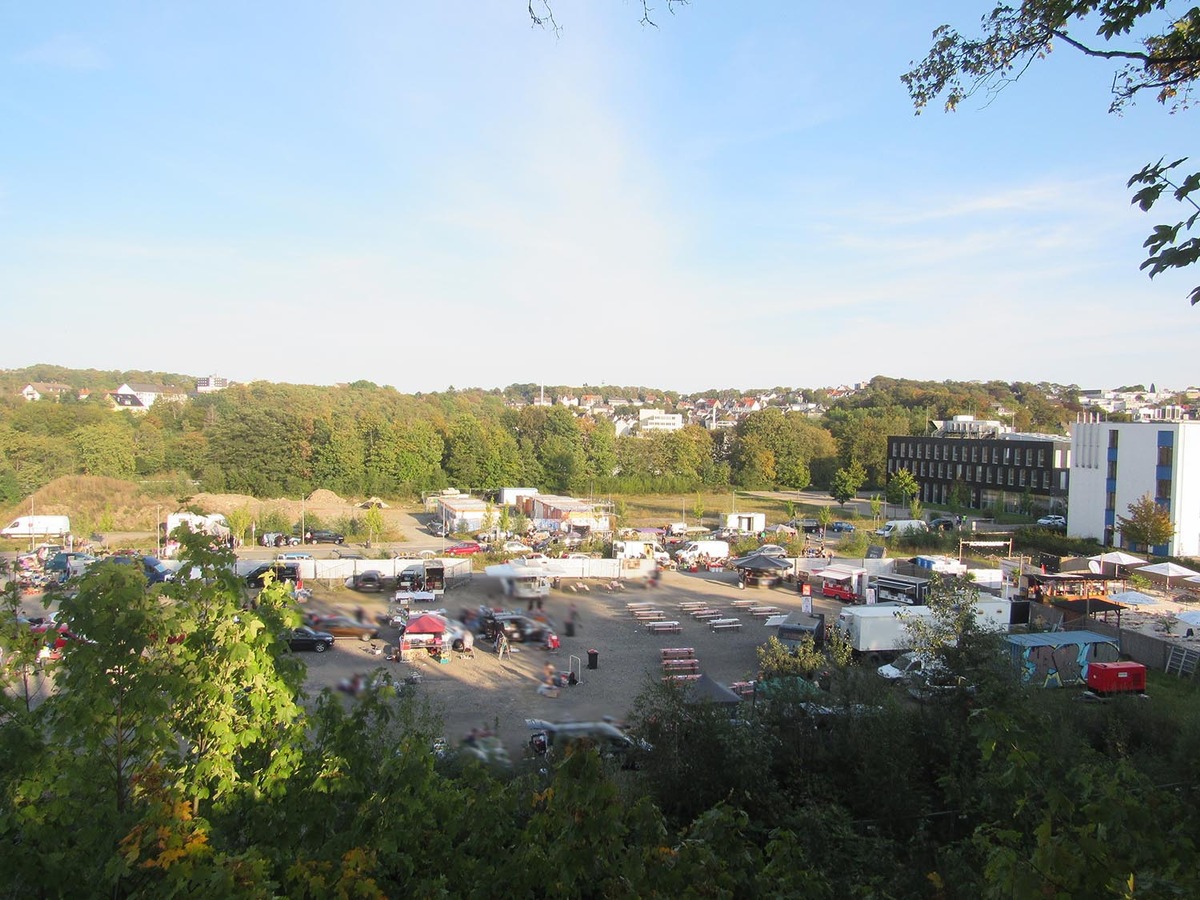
816;564;866;582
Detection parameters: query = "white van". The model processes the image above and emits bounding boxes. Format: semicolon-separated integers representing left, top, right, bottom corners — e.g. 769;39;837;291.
874;519;929;538
1;515;70;538
674;540;731;566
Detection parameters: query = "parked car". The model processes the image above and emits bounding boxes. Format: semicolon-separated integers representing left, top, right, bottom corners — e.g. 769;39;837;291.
830;521;856;533
928;517;957;532
428;521;450;537
1037;515;1067;528
789;519;821;534
309;530;345;544
261;532;301;547
244;562;300;588
44;552;96;579
502;540;533;555
346;570;387;592
443;541;482;557
277;551;313;560
104;555;174;584
486;612;557;644
284;626;335;652
308;615;379;641
756;544;789;558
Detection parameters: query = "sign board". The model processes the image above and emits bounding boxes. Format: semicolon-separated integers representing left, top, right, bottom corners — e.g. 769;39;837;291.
802;595;813;615
865;588;877;605
801;582;811;597
865;545;886;560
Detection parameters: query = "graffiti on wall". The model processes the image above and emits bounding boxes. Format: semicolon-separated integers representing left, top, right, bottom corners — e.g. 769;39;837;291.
1020;641;1120;688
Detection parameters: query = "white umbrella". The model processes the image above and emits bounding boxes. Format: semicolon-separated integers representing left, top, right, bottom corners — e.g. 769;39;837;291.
1089;551;1145;567
1109;590;1157;606
1175;610;1200;627
1134;561;1200;587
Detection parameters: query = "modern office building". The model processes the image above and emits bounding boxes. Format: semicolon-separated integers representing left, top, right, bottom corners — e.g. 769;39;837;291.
886;416;1071;512
1068;421;1200;557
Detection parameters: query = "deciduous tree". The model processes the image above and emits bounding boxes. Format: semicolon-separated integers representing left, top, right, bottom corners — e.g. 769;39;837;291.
1117;493;1175;550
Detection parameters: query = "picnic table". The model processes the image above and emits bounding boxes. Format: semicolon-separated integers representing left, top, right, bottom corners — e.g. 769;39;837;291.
662;658;700;673
645;620;682;634
393;590;437;605
709;618;743;632
690;609;724;620
730;599;758;609
626;602;656;611
663;673;702;682
678;601;709;611
763;614;789;628
633;610;666;622
748;606;782;618
660;647;695;660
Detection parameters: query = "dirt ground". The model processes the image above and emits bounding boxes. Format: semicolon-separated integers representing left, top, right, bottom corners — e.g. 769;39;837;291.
299;568;842;762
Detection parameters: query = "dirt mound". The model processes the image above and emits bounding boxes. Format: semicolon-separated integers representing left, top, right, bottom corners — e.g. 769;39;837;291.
307;489;347;507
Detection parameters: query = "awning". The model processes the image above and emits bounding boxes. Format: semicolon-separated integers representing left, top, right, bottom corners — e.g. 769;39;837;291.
816;564;865;583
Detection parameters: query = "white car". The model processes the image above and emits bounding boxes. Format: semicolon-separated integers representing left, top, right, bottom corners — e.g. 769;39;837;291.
502;540;532;555
1036;515;1066;527
756;544;789;558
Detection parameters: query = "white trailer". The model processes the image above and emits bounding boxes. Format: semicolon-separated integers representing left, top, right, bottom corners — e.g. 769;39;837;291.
834;605;933;658
1;515;70;538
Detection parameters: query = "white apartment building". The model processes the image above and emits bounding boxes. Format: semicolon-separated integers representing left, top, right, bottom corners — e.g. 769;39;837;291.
637;409;683;433
1069;421;1200;557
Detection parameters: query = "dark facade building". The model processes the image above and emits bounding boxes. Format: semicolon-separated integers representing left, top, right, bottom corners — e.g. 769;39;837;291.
886;416;1070;512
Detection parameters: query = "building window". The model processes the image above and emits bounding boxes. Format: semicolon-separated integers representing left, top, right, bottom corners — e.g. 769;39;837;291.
1019;470;1027;487
1107;460;1118;480
977;465;983;482
1004;447;1012;464
971;447;978;463
1109;429;1119;449
1026;448;1034;466
1037;449;1045;466
1157;479;1172;502
1008;469;1015;486
1106;492;1116;511
1158;445;1173;467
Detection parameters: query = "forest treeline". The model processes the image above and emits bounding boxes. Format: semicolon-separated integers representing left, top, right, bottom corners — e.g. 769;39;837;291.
0;366;1088;504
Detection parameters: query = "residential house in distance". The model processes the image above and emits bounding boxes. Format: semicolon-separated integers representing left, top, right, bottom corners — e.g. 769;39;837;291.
20;382;71;402
1068;420;1200;557
194;375;232;393
111;382;187;411
886;415;1071;513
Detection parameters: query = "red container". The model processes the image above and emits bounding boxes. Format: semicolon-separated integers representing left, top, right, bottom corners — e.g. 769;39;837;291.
1086;661;1147;694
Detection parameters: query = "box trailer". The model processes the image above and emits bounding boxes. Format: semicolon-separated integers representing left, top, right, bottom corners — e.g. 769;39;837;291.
834;605;933;660
1086;661;1147;695
1004;631;1120;688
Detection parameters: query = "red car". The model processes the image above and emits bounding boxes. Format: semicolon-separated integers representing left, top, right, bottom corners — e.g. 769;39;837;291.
443;541;482;557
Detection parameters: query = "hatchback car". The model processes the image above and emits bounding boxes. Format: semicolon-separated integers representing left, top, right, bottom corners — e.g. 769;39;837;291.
830;521;856;533
309;530;345;544
443;541;482;557
756;544;789;558
501;540;532;554
928;517;957;532
346;570;386;592
488;613;556;644
1037;515;1066;528
285;626;335;653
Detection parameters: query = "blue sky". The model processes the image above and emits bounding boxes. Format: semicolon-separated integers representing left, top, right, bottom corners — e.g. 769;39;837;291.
2;2;1196;394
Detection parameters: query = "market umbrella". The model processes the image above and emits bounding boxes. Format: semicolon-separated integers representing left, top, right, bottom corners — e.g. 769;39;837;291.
765;523;797;535
1089;551;1145;567
404;613;449;636
1134;562;1200;587
731;553;793;571
1060;556;1099;574
1109;590;1157;606
1175;610;1200;627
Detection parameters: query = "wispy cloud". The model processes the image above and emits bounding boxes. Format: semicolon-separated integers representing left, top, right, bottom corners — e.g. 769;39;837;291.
16;34;107;70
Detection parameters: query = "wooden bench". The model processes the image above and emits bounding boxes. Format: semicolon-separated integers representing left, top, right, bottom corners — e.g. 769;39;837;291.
660;647;695;660
645;620;682;634
626;602;656;611
662;658;700;673
690;609;724;620
730;599;757;609
749;606;782;618
633;610;666;622
710;620;743;633
663;673;702;682
678;601;708;611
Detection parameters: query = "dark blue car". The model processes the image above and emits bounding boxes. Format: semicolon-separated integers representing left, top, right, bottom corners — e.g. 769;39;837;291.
830;521;856;533
105;555;174;584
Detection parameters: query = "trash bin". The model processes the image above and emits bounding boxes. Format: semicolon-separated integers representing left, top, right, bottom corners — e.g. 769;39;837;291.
565;621;576;638
587;648;599;670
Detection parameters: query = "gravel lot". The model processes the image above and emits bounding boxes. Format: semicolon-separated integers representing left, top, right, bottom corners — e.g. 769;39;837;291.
300;567;842;761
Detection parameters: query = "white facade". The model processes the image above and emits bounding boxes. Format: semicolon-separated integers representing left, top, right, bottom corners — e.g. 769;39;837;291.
1069;421;1200;557
722;511;766;533
637;409;683;432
